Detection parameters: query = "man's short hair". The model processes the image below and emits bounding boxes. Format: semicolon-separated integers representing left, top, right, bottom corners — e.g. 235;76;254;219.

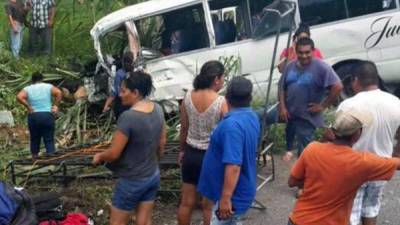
226;77;253;108
295;37;315;51
351;60;379;87
122;51;134;72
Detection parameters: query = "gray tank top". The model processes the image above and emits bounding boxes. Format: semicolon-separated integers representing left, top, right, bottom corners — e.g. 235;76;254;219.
106;103;164;179
184;91;224;150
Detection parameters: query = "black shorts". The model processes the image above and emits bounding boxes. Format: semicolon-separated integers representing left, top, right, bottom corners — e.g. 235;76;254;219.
181;143;206;185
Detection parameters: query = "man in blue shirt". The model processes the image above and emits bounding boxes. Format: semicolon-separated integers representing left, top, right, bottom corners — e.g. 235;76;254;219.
198;77;260;225
103;52;133;120
279;37;343;161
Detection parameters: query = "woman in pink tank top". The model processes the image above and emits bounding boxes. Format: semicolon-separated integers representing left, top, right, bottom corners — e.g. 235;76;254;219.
177;61;228;225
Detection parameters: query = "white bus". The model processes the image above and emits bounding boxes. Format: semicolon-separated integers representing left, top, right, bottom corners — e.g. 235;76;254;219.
301;0;400;96
90;0;400;104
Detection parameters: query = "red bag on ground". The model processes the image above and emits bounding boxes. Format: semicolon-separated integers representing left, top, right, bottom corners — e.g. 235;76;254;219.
39;213;88;225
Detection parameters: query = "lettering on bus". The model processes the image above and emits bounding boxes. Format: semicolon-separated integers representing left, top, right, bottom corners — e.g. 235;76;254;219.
365;16;400;49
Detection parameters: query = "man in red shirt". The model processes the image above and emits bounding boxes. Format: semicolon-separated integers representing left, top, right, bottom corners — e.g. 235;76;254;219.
287;109;400;225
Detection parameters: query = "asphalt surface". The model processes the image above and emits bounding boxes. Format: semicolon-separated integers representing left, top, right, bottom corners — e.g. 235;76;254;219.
244;157;400;225
156;156;400;225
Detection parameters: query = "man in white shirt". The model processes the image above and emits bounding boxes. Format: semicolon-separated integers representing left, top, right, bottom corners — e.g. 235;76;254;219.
337;60;400;225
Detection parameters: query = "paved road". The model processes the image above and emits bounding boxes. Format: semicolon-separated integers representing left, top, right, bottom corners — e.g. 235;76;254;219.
245;158;400;225
156;155;400;225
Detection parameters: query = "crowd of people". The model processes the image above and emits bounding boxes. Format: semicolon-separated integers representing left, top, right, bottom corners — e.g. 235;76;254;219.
14;22;400;225
5;0;56;58
287;60;400;225
279;24;400;225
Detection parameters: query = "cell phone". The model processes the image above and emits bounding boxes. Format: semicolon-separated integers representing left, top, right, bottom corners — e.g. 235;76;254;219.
215;206;235;221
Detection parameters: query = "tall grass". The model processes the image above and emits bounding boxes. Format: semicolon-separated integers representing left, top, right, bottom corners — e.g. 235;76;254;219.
0;0;144;60
0;0;145;125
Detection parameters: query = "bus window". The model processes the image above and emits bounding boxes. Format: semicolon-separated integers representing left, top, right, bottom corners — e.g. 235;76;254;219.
136;4;210;57
251;0;294;39
300;0;397;26
299;0;347;26
249;0;275;28
208;0;252;44
347;0;396;18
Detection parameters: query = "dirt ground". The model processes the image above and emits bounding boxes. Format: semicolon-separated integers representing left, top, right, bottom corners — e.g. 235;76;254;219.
24;154;400;225
148;156;292;225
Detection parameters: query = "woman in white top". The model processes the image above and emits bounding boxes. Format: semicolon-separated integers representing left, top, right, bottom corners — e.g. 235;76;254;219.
177;61;228;225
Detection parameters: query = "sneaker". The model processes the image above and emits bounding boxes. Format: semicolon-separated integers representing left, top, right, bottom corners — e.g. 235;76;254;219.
45;152;55;157
31;154;38;161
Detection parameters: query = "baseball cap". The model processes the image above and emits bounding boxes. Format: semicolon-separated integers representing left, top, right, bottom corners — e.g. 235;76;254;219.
331;109;373;137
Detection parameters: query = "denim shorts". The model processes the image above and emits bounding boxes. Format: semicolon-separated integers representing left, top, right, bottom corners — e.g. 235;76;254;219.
112;170;160;211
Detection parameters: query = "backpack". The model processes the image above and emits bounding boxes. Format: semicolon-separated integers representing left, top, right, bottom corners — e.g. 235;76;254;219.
0;182;19;225
32;192;66;222
9;189;38;225
0;181;37;225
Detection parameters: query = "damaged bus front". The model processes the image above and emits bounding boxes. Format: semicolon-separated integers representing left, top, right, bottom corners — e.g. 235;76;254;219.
90;0;297;108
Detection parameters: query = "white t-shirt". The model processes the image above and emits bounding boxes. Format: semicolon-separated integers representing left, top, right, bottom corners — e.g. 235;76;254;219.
338;89;400;157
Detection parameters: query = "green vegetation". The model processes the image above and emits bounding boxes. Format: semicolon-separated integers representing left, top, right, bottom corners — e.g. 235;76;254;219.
0;0;145;199
0;0;147;124
0;0;151;149
0;0;145;59
0;1;337;223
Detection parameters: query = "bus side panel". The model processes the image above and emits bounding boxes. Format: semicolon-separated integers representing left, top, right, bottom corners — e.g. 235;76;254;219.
146;32;292;102
309;11;400;82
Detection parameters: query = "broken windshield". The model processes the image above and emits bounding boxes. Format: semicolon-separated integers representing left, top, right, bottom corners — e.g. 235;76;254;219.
96;21;140;74
98;28;126;64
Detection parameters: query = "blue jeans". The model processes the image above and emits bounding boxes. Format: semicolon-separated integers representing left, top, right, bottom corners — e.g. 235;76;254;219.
27;112;56;156
10;22;23;58
112;170;160;211
285;119;315;156
211;203;243;225
256;106;279;127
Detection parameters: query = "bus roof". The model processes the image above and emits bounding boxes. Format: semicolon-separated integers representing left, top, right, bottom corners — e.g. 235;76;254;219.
90;0;202;39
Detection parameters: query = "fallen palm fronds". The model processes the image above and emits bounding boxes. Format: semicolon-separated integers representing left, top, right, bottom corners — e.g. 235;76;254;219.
56;99;114;147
